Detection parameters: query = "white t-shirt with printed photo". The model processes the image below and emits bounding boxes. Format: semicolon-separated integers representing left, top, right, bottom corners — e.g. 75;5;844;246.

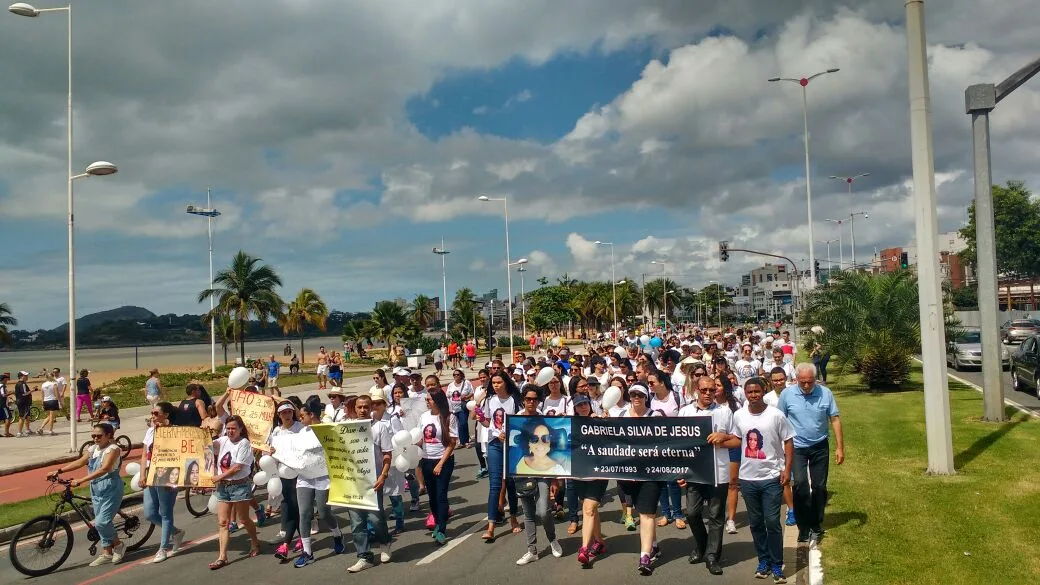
419;411;458;460
485;394;517;441
731;405;794;482
215;436;254;481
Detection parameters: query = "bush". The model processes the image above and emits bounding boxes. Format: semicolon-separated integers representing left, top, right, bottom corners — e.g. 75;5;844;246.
496;336;528;350
857;346;911;388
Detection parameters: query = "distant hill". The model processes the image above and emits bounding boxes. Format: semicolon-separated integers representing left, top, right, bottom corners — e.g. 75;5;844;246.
53;306;156;333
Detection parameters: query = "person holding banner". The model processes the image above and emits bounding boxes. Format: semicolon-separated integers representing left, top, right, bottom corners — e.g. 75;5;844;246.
513;386;564;565
270;401;306;561
677;376;740;576
209;416;261;570
419;389;457;545
345;394;394;571
617;384;664;576
139;402;186;563
293;398;346;567
369;388;406;534
571;394;608;569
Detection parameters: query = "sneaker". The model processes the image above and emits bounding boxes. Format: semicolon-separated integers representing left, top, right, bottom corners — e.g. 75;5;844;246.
277;530;286;539
754;560;770;579
152;549;168;564
638;554;654;576
516;551;538;566
379;543;392;563
171;528;186;554
89;554;113;567
785;510;796;526
111;541;126;564
274;543;289;560
590;539;606;556
772;565;788;584
333;535;345;555
797;528;810;543
255;507;267;526
549;540;563;558
476;468;488;479
228;521;238;533
624;515;636;531
294;538;303;552
577;546;592;567
347;558;374;573
650;545;661;562
409;501;420;512
293;553;314;568
432;530;446;545
725;519;737;534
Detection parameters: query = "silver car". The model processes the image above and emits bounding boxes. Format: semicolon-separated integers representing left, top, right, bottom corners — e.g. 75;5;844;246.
947;328;1010;371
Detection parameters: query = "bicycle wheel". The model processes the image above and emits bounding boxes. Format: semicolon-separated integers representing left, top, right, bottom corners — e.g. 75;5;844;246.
115;506;154;552
116;435;133;456
29;405;43;423
184;488;211;517
78;440;94;458
8;515;74;577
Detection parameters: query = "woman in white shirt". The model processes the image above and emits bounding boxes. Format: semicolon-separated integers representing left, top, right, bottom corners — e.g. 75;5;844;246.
269;402;305;562
292;398;345;567
419;389;457;545
513;387;563;565
471;369;491;479
39;373;61;435
138;402;185;563
208;415;260;570
445;369;474;447
618;384;665;576
476;370;523;541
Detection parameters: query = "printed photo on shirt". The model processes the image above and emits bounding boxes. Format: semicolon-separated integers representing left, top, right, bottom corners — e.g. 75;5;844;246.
744;428;767;460
493;408;506;430
506;415;571;477
423;423;437;443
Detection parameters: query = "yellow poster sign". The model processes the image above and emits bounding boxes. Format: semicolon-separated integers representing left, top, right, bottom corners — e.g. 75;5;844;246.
227;389;275;452
311;421;378;511
145;426;216;488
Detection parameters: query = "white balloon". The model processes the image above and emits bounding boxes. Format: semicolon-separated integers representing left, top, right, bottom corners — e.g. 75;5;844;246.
534;367;555;386
266;476;283;499
473;388;486;404
614;346;627;358
465;400;476;412
409;427;423;444
258;455;278;475
207;493;219;514
252;470;269;486
601;386;623;411
228;366;251;389
391;430;412;449
393;453;411;473
406;445;423;467
277;463;298;480
551;336;561;347
129;473;143;492
125;462;141;476
639;335;650;345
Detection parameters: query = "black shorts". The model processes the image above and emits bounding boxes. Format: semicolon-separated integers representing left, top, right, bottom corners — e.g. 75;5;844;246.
619;480;661;516
43;400;61;411
17;401;31;418
0;404;10;421
573;479;608;503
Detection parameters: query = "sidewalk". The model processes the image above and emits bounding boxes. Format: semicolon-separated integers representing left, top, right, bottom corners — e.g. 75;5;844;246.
0;374;383;476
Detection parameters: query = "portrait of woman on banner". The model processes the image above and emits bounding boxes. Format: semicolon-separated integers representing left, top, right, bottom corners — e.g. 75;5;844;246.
509;416;570;477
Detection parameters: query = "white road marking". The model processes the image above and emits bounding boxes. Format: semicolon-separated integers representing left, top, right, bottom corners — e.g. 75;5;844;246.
923;358;1040;418
415;521;484;565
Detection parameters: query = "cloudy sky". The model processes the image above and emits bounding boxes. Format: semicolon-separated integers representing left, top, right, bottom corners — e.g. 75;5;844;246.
1;1;1038;330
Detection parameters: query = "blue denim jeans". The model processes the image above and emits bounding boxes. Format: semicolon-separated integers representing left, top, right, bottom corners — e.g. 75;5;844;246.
741;478;784;568
658;480;683;520
486;439;517;522
420;456;455;533
454;409;470;445
346;495;389;560
143;485;178;550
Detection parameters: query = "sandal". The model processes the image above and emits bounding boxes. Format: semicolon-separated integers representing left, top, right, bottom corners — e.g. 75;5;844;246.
510;519;523;534
675;518;687;530
567;522;579;535
481;531;496;543
248;544;261;557
656;517;669;527
209;559;228;570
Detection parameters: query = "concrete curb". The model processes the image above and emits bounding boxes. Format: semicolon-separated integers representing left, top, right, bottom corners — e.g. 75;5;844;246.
0;493;144;546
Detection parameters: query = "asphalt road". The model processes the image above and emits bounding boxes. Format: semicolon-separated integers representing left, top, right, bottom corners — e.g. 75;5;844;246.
0;445;799;585
946;361;1040;413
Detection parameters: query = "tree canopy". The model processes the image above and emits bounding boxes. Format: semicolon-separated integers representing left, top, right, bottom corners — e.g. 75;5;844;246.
959;181;1040;279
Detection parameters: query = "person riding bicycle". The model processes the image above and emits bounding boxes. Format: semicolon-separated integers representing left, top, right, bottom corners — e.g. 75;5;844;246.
47;423;127;566
97;396;121;430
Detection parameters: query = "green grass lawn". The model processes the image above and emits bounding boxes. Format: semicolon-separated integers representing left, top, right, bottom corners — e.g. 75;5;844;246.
823;365;1040;584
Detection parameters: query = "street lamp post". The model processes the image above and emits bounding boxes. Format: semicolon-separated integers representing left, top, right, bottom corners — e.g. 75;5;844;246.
432;239;450;338
664;289;675;329
516;264;528;338
650;260;667;330
186;189;220;373
769;68;840;287
594;241;618;336
478;195;516;359
11;2;119;452
824;218;846;270
848;211;869;270
818;238;838;282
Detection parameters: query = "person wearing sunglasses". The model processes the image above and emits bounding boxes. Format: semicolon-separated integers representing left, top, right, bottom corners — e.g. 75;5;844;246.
513;388;565;565
139;402;186;563
48;423;126;566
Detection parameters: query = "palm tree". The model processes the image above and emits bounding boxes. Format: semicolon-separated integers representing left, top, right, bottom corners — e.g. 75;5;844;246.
450;288;478;339
0;302;17;346
199;251;284;364
411;295;436;329
800;270;920;388
369;301;409;364
279;288;329;363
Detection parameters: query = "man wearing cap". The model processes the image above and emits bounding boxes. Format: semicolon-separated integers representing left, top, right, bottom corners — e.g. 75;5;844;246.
0;372;12;436
14;371;34;437
368;387;406;534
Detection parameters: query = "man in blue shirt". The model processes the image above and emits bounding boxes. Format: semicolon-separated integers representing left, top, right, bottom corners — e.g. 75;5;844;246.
266;355;281;397
778;362;845;545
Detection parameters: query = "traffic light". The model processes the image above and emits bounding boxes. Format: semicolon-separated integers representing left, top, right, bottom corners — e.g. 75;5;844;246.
719;241;729;262
900;252;909;269
814;260;820;281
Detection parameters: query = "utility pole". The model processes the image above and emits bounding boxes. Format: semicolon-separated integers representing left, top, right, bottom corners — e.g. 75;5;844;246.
907;0;954;474
966;56;1040;422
